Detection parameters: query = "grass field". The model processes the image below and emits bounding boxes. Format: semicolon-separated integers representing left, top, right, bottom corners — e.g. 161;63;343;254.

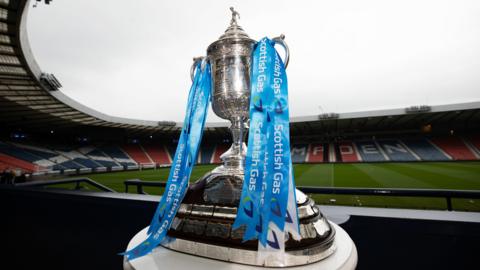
60;161;480;211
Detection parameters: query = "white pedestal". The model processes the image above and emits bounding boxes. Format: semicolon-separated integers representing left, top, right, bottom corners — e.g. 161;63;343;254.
124;222;357;270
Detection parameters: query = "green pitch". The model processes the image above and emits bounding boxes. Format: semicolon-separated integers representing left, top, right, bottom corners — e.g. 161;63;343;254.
64;161;480;211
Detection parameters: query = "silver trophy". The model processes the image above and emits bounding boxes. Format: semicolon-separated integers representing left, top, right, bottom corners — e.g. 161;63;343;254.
190;7;289;204
162;8;336;267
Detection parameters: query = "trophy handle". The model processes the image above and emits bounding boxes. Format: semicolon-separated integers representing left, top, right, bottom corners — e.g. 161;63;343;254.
190;56;205;82
272;34;290;68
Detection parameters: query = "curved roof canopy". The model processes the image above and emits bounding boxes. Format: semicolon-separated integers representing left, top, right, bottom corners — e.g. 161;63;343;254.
0;0;178;135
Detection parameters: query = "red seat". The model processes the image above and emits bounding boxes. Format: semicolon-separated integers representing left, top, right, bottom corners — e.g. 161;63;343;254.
143;145;171;165
468;135;480;154
0;154;38;172
431;137;476;160
122;145;153;165
338;142;360;162
308;144;325;162
212;144;229;163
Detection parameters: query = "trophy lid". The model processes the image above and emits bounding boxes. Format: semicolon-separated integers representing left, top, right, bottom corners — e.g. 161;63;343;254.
207;7;256;58
218;7;251;40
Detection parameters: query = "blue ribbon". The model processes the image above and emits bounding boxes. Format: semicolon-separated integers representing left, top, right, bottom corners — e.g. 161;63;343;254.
235;37;299;250
122;61;211;261
259;47;293;248
265;49;291;234
233;38;274;241
257;39;291;247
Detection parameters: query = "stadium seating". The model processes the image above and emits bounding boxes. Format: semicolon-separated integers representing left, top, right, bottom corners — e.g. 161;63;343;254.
56;149;101;169
402;139;450;161
377;140;417;161
0;134;478;175
291;144;309;163
78;147;119;167
338;142;360;162
12;144;58;159
0;142;43;163
10;143;88;170
211;144;229;163
307;144;326;162
99;146;137;166
199;145;215;164
355;141;387;162
56;160;84;170
466;135;480;155
0;142;55;168
122;144;153;165
143;144;171;165
0;153;38;172
431;137;477;160
1;141;139;173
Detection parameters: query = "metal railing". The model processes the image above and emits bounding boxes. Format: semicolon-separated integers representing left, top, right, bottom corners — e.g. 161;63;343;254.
123;179;480;211
124;179;165;194
15;178;116;193
299;186;480;211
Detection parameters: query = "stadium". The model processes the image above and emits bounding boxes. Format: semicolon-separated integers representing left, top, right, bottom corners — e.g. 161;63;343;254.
1;1;479;270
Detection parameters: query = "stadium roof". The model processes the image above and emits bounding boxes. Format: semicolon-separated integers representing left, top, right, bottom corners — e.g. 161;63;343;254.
1;0;479;138
0;0;177;135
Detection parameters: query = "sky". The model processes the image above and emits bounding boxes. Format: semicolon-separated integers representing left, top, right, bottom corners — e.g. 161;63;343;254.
27;0;480;122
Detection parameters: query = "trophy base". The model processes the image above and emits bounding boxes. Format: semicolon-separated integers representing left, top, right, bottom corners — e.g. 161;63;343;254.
157;171;337;267
124;223;357;270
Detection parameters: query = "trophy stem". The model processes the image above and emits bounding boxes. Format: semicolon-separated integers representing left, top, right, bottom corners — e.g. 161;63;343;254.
217;116;248;175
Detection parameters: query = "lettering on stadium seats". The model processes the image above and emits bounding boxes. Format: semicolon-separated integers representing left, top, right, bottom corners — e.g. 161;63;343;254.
291;146;306;156
383;144;408;153
312;145;324;156
340;145;353;154
361;144;379;154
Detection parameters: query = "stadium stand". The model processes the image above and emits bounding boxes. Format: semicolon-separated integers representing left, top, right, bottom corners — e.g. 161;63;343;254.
0;0;477;176
143;144;171;165
56;148;101;169
212;144;229;163
338;142;361;162
199;144;216;164
355;141;387;162
11;143;88;170
377;140;417;161
1;135;480;175
2;136;480;175
468;135;480;154
57;160;84;170
291;144;309;163
0;153;38;172
122;144;153;166
0;142;54;169
402;139;450;161
98;146;137;167
431;137;477;160
166;145;177;163
78;147;120;168
307;144;326;162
